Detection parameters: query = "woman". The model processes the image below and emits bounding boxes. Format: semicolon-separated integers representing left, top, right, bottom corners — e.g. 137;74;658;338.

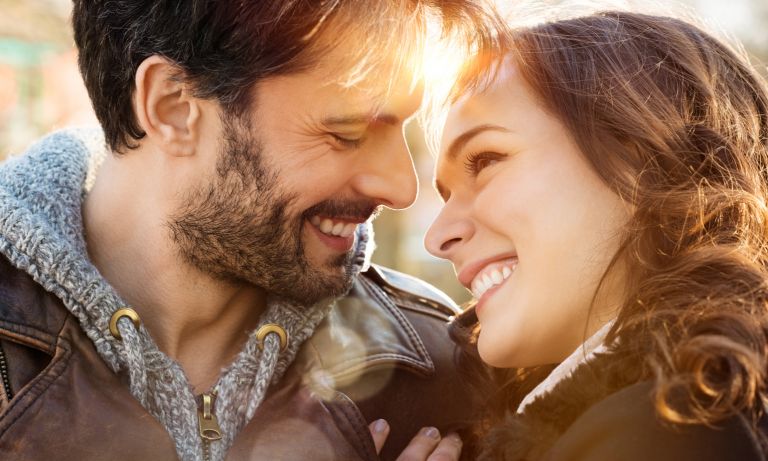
372;10;768;461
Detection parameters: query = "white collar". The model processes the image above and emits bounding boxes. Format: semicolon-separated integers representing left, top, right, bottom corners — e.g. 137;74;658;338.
516;319;615;414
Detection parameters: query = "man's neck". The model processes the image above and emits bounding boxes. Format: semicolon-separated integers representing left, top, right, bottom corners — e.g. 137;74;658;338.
83;153;267;393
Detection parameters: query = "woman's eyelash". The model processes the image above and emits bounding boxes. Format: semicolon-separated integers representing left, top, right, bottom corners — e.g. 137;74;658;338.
330;133;363;148
463;151;505;176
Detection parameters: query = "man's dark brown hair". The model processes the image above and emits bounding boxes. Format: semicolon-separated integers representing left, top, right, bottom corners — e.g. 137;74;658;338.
72;0;504;153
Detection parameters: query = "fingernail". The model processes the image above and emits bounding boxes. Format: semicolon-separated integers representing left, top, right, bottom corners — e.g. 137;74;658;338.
447;433;463;444
373;419;389;433
421;426;440;439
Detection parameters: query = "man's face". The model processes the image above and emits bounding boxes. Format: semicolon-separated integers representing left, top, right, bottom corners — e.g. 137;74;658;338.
170;42;421;305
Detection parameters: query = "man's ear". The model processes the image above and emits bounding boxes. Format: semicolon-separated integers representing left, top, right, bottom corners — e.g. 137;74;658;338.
133;55;201;157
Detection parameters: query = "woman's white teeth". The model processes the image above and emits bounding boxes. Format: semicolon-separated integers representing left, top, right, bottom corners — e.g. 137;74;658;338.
471;262;517;299
310;216;357;238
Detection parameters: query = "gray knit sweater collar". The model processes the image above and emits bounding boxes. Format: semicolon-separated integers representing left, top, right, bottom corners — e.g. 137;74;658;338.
0;128;375;460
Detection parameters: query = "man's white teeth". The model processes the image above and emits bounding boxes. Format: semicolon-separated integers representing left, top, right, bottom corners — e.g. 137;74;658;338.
320;219;333;234
471;261;517;299
310;216;357;238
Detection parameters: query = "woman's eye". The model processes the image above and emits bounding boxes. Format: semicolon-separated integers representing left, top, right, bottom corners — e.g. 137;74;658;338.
330;133;363;149
464;152;504;176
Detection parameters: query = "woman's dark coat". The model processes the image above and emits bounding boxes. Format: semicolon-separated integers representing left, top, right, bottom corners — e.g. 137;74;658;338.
479;352;768;461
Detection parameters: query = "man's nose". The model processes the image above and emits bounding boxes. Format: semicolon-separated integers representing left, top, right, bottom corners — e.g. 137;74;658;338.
424;200;474;260
351;134;418;210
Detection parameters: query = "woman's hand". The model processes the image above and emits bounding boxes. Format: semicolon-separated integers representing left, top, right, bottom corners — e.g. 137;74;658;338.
368;419;463;460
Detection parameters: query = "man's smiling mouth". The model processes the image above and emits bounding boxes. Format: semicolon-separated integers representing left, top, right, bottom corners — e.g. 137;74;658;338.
309;215;359;238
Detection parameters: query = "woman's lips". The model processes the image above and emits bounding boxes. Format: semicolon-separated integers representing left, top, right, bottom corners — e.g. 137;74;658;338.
457;253;518;289
456;254;518;313
469;258;518;299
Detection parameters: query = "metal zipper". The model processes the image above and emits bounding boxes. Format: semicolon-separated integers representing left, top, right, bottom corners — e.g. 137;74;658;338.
0;341;12;401
203;440;211;461
199;391;222;461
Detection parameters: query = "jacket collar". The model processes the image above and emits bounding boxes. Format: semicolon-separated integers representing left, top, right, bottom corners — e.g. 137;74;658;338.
479;350;638;461
517;320;616;413
296;267;444;389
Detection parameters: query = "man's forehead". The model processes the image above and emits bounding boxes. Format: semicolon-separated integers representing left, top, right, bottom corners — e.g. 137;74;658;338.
308;18;422;93
309;60;424;124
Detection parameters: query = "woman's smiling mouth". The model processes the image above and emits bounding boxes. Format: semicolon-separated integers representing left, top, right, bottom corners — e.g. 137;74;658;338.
470;257;518;299
458;254;519;301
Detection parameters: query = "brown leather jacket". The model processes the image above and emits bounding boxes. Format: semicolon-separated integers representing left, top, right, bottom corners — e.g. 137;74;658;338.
0;255;477;460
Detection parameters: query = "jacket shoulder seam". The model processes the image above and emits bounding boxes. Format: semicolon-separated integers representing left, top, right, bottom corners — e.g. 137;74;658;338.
364;265;459;317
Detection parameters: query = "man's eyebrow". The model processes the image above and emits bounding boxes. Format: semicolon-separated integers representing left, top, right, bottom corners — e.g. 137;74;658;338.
444;124;511;160
321;113;400;127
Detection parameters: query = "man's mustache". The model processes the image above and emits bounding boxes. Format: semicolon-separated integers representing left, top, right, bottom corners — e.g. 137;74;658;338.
303;199;382;223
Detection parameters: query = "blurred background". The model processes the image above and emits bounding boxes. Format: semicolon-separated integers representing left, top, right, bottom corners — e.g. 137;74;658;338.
1;0;766;304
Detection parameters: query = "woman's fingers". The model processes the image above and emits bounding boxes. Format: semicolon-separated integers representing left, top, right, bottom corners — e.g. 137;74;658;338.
368;419;390;454
395;427;463;461
368;422;464;461
395;427;442;461
427;433;463;461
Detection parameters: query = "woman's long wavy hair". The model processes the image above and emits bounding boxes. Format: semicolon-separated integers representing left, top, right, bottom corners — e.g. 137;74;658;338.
451;10;768;435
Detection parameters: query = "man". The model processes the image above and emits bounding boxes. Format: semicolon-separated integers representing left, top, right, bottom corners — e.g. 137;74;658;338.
0;2;501;460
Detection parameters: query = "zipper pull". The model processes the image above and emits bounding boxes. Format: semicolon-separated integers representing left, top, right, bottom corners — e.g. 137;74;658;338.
198;393;223;441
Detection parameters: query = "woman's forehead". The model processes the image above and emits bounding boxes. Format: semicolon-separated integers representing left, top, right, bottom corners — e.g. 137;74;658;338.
439;63;527;153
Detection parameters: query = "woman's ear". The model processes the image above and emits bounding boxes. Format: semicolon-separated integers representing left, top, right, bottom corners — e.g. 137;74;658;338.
133;55;201;157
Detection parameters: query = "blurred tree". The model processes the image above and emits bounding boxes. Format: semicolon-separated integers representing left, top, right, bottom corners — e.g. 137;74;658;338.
0;0;81;158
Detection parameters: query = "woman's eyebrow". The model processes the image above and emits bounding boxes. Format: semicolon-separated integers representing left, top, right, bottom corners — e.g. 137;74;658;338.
444;124;510;160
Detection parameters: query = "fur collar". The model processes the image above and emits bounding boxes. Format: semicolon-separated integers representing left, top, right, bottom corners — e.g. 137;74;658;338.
478;350;643;461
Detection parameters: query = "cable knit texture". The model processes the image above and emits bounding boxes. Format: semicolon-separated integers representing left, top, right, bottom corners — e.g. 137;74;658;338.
0;128;374;460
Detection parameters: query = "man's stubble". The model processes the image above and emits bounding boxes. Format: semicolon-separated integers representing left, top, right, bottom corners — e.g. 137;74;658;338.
168;115;362;305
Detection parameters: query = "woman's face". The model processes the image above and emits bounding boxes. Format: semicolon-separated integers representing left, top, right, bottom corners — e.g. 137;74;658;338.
425;65;631;367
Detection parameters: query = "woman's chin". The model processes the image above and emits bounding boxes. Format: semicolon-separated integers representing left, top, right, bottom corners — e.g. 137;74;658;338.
476;335;518;368
477;333;561;369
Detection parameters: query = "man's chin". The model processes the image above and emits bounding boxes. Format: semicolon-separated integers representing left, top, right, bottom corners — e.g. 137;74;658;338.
275;281;351;306
270;262;353;305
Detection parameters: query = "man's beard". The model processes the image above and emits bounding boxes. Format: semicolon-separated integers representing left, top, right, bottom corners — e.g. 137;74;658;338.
167;115;376;305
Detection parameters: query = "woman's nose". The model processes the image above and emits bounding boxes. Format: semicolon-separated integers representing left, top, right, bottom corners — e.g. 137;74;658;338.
424;205;474;260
